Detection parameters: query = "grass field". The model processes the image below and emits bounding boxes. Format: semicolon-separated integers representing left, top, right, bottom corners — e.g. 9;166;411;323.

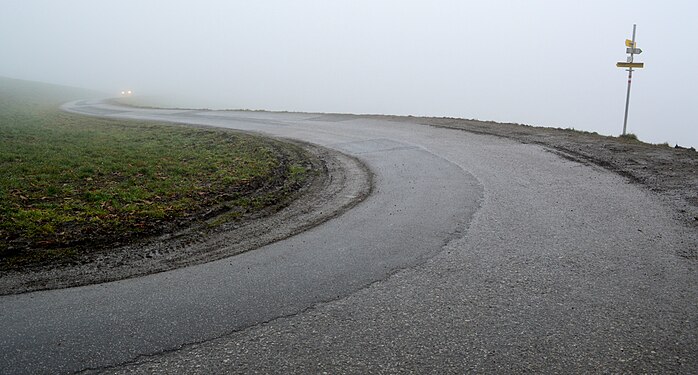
0;77;310;267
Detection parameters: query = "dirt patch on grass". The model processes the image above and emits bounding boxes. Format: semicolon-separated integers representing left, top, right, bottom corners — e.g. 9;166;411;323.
0;141;372;295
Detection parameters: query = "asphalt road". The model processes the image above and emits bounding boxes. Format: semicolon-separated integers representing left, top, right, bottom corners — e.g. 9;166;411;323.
1;101;696;374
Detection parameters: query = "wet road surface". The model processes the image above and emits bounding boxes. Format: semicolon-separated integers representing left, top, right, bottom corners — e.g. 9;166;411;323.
1;101;695;374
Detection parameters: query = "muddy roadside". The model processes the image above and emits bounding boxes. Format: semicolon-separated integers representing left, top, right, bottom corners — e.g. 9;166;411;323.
0;141;372;295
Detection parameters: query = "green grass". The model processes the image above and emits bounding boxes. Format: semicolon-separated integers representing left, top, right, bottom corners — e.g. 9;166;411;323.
0;77;310;266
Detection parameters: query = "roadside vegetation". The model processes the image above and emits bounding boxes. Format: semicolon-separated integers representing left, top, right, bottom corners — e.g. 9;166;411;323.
0;77;312;269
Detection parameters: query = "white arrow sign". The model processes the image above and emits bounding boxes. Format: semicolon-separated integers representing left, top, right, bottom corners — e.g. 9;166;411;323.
626;47;643;54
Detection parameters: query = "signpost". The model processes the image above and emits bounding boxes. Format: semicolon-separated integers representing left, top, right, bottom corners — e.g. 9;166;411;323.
617;24;644;136
616;62;644;69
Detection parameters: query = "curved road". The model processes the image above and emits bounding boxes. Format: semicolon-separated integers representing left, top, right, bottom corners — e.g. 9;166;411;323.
1;101;696;373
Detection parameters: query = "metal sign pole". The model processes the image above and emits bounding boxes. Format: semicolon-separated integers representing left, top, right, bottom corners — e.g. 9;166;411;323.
622;68;633;136
621;24;637;136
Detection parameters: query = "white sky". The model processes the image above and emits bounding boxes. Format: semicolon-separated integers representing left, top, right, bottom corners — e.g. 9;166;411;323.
1;0;697;147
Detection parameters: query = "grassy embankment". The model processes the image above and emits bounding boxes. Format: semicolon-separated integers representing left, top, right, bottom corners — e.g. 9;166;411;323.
0;77;311;268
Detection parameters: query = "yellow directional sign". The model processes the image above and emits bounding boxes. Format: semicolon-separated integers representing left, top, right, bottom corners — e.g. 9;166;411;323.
617;62;644;68
625;39;635;47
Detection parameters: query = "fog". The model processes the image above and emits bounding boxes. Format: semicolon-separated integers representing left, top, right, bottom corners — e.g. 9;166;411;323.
2;0;697;147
